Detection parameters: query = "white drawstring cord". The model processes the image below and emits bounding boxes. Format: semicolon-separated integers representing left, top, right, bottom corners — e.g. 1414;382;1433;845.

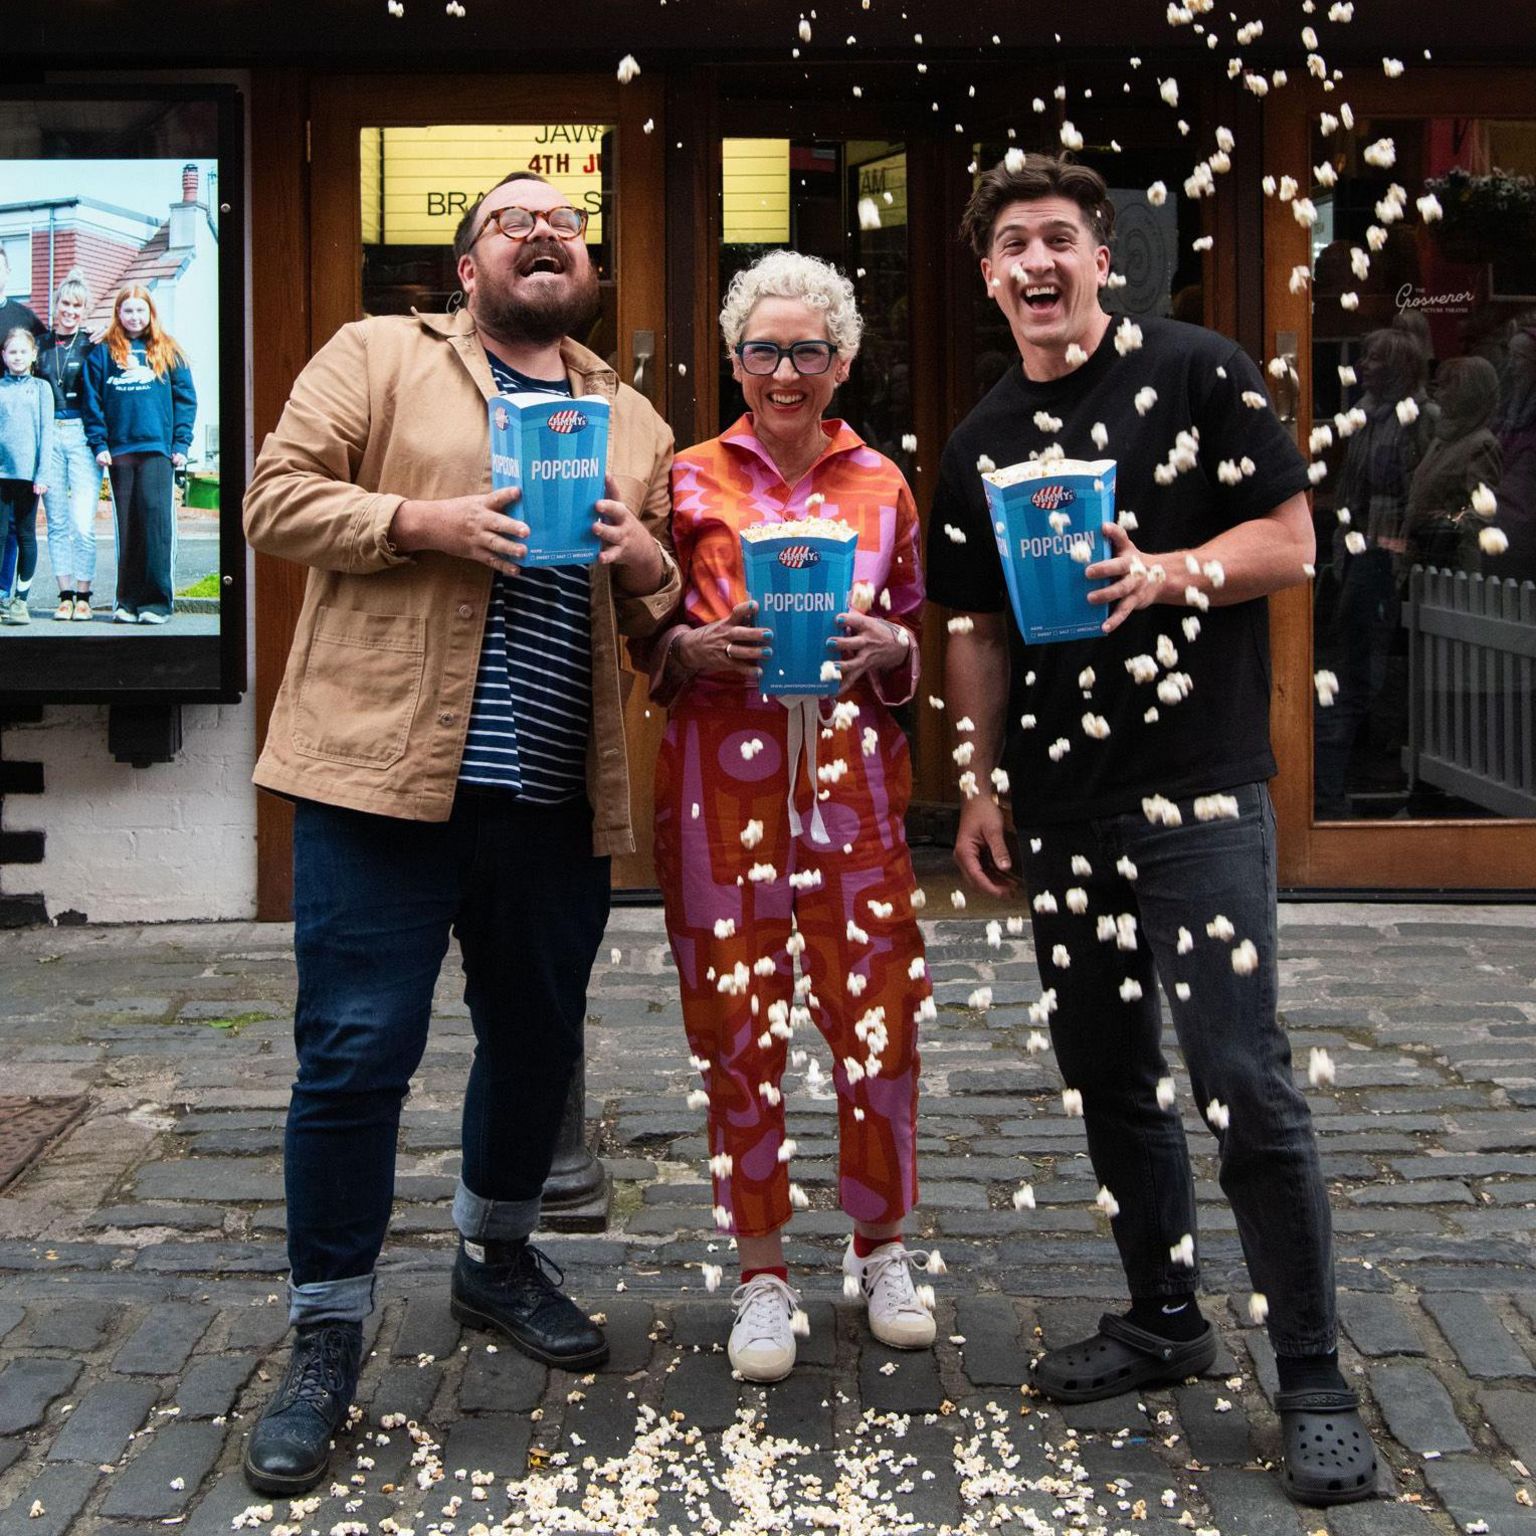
783;696;831;846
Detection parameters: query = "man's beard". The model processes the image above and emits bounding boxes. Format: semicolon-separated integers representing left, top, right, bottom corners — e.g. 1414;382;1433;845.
470;259;601;348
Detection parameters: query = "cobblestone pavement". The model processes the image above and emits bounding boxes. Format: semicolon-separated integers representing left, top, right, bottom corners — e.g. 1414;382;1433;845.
1;903;1534;1535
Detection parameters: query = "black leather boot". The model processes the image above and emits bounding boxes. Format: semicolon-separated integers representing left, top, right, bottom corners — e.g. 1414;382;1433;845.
451;1238;609;1368
241;1320;363;1494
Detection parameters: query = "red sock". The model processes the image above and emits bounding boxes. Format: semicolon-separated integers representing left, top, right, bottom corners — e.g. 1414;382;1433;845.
852;1231;899;1259
740;1265;789;1284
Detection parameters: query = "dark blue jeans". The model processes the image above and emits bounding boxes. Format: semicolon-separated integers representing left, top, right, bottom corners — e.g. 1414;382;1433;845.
284;792;610;1325
1021;782;1336;1357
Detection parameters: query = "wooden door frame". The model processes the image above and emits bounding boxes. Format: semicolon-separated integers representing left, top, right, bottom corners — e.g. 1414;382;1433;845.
1264;69;1536;889
254;71;666;918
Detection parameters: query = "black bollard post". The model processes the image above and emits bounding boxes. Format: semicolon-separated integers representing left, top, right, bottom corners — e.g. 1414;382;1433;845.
539;1048;610;1231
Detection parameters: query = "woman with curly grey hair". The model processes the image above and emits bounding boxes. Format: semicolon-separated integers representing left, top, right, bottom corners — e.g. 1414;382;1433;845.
643;249;934;1383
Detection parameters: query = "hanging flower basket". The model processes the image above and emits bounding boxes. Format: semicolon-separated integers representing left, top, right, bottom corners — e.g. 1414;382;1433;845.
1424;166;1536;264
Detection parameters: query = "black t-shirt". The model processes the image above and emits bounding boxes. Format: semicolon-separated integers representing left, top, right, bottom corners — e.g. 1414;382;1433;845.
0;298;44;340
37;329;88;417
925;315;1310;824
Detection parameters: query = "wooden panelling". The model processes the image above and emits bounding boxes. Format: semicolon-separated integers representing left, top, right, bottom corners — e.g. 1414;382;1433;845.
250;68;312;922
1265;71;1536;889
611;71;669;892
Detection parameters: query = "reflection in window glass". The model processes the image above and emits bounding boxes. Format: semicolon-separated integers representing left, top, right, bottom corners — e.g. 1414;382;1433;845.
358;125;615;359
1309;118;1536;821
717;139;913;478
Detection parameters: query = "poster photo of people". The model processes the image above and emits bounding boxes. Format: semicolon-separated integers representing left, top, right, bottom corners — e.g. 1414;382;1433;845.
0;157;219;632
0;90;241;702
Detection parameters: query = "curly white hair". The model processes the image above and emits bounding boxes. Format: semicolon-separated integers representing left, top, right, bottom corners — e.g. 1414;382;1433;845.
719;249;863;358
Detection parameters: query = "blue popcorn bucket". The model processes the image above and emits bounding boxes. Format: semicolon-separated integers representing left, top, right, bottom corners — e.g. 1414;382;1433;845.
740;522;859;697
983;458;1116;644
488;393;610;567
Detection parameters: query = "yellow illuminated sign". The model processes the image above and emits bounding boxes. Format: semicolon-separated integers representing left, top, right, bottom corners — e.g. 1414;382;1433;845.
359;124;610;246
722;138;790;244
856;151;907;228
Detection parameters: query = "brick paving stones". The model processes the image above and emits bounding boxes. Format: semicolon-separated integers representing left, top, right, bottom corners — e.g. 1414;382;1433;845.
45;1378;160;1463
95;1420;225;1518
1422;1456;1536;1536
172;1355;257;1419
0;1358;80;1436
111;1303;214;1374
1480;1387;1536;1465
1198;1467;1304;1536
0;904;1532;1532
0;1463;99;1536
1371;1362;1476;1453
1423;1293;1536;1380
1339;1292;1429;1357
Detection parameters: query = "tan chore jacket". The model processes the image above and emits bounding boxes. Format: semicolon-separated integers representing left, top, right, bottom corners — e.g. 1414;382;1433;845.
245;310;680;855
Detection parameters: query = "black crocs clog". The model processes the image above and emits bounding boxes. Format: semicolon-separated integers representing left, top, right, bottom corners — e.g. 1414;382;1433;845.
1276;1388;1379;1505
1029;1312;1219;1403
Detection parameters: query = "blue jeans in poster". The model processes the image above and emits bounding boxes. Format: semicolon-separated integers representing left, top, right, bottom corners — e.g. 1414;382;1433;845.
1019;781;1336;1358
283;791;610;1326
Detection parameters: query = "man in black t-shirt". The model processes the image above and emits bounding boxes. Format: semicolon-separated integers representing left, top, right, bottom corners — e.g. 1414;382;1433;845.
0;249;43;340
926;154;1378;1507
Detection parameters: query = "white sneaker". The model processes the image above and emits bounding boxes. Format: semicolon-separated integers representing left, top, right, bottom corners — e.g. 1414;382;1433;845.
843;1241;937;1349
728;1274;800;1382
113;607;136;624
138;610;168;625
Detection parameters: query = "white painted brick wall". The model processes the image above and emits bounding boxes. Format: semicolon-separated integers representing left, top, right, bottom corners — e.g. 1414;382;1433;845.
2;701;259;922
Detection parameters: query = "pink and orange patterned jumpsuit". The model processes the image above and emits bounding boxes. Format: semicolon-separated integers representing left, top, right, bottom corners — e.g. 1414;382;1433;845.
651;415;933;1238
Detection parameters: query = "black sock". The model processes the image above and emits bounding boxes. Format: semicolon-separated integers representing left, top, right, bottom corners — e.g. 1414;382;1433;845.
1128;1294;1207;1341
1275;1350;1348;1395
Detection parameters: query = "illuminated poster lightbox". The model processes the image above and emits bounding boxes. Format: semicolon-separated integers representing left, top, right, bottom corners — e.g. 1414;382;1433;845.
0;86;244;704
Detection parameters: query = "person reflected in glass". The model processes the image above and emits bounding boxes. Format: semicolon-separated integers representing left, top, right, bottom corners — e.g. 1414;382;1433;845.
1402;356;1502;576
37;269;103;621
1487;322;1536;585
80;285;196;625
1313;328;1432;819
642;251;933;1384
0;328;54;626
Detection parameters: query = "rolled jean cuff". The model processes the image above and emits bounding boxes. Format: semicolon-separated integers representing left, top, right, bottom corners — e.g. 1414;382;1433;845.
288;1272;375;1327
453;1179;541;1244
1270;1330;1340;1358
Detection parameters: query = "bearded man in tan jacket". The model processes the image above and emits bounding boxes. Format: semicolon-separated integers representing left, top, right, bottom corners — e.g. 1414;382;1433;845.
241;171;679;1496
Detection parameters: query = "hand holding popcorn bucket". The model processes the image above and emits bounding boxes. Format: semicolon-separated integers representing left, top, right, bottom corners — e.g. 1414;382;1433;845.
488;393;611;566
739;517;860;844
982;458;1116;643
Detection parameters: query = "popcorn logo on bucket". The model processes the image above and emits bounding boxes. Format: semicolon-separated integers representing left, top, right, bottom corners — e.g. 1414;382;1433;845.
1030;484;1077;512
546;408;590;435
777;544;822;570
983;458;1116;645
742;519;858;696
487;391;610;567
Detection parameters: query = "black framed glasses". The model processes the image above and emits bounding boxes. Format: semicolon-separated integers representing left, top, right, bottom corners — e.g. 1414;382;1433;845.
474;205;590;244
734;340;838;376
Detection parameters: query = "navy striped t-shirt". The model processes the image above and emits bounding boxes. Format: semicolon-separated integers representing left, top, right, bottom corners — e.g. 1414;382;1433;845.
458;357;592;802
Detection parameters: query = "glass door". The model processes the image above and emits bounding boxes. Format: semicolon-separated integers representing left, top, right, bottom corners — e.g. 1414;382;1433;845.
296;74;668;892
1265;76;1536;888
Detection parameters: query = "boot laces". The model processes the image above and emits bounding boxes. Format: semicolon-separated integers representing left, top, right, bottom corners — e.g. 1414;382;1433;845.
283;1326;356;1412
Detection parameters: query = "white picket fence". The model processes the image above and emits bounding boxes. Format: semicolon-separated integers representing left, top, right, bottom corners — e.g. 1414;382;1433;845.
1400;566;1536;817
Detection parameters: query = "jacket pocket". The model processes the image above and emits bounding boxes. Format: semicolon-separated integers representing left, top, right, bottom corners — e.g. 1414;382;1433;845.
291;606;426;770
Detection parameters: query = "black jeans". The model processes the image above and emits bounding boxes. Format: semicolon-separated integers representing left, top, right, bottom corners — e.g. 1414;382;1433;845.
1021;782;1336;1357
0;479;38;594
107;452;174;618
284;791;610;1324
